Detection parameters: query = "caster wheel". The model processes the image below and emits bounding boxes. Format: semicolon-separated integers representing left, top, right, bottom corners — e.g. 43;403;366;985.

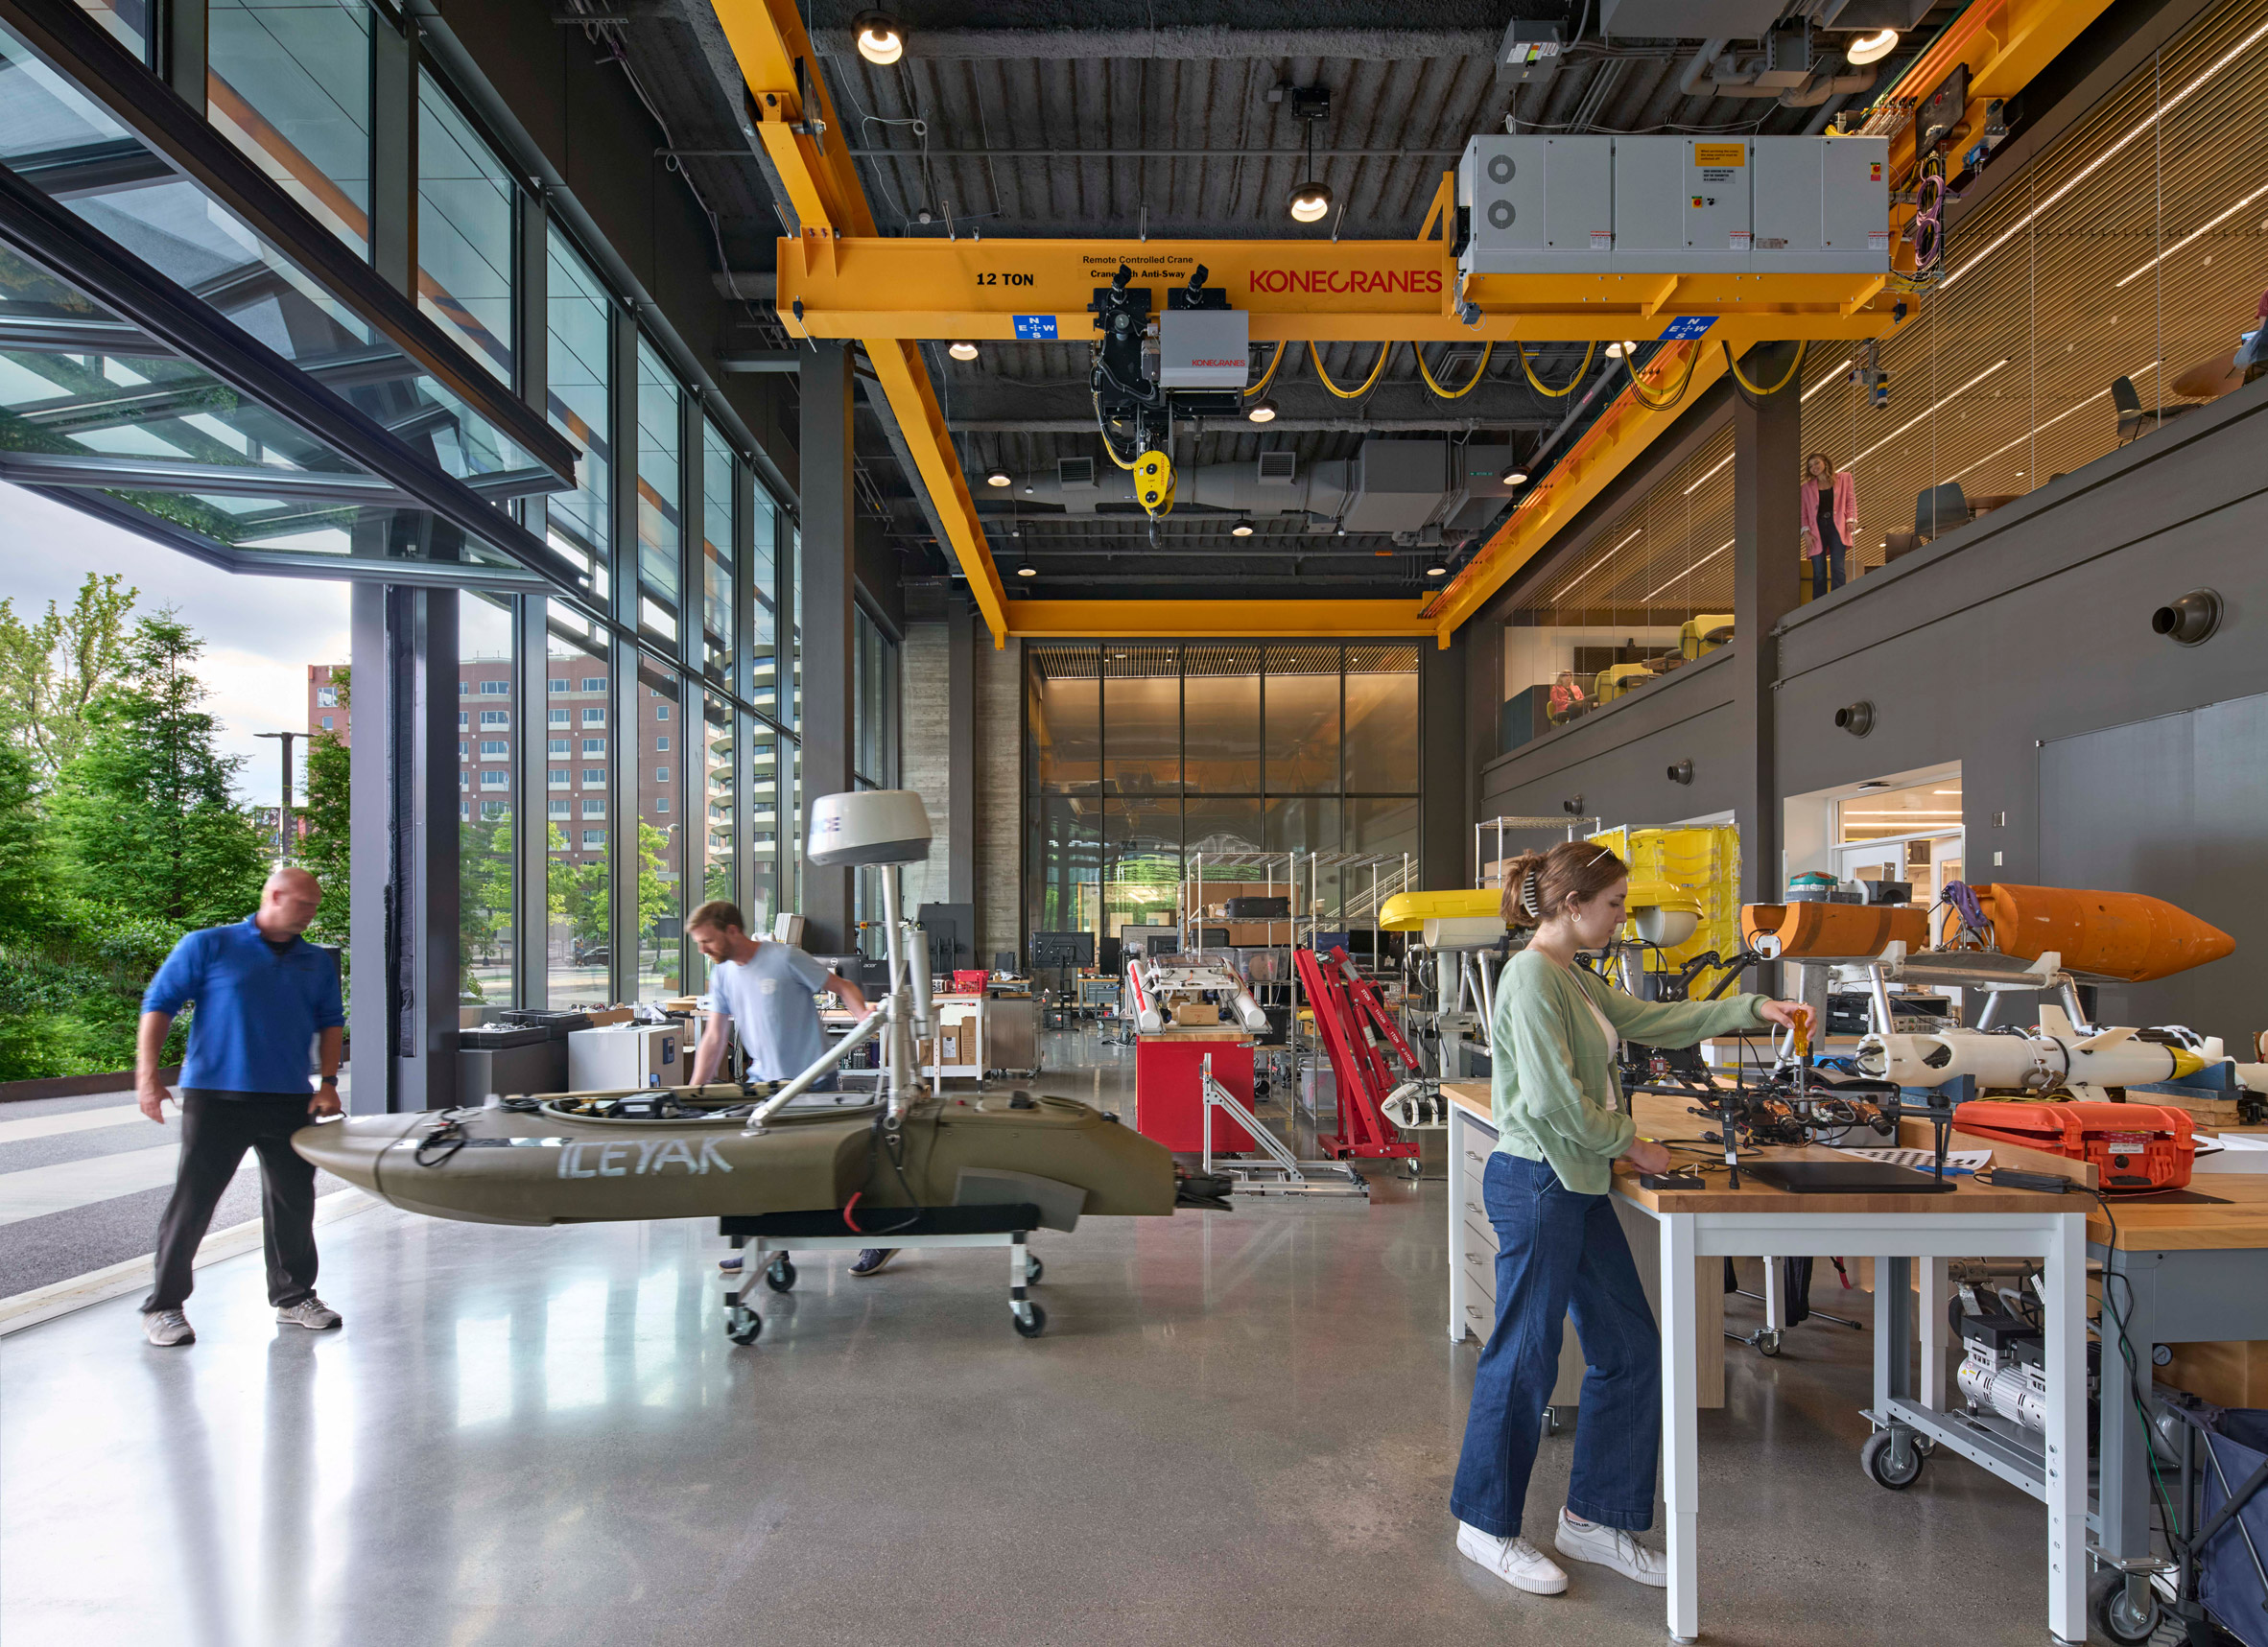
1013;1302;1048;1338
1756;1329;1783;1357
2089;1571;2160;1646
1023;1256;1044;1284
726;1306;764;1346
1860;1426;1925;1490
765;1257;796;1293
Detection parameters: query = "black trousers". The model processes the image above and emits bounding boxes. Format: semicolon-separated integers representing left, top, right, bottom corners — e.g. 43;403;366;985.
142;1092;319;1313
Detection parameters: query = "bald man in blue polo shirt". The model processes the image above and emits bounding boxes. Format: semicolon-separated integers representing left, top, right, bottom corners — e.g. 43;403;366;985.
134;867;345;1348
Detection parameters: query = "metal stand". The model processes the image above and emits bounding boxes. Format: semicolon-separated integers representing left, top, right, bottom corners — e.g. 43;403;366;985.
1198;1055;1365;1197
721;1221;1046;1342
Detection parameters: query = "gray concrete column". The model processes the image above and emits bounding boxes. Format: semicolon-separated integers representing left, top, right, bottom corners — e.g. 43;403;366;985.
1421;635;1468;890
348;583;461;1112
369;17;417;295
163;0;205;109
1731;341;1804;906
947;597;976;905
798;343;857;953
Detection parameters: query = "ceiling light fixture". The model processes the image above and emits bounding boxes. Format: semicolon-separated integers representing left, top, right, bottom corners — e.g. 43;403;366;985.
1231;519;1255;537
1288;180;1334;224
984;466;1012;488
1500;465;1529;486
853;12;905;65
948;341;978;361
1015;552;1035;577
1847;28;1899;65
1246;398;1279;423
1604;341;1638;359
1425;562;1448;577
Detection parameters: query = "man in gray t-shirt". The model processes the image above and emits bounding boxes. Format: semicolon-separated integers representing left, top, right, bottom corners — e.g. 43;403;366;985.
685;902;900;1278
686;900;868;1085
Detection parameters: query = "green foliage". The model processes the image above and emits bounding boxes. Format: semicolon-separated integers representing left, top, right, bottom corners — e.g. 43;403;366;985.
48;614;268;927
0;572;137;782
461;812;515;1001
0;738;45;939
300;718;351;949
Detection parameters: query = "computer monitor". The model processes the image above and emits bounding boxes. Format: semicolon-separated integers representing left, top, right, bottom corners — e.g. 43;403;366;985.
1029;929;1095;969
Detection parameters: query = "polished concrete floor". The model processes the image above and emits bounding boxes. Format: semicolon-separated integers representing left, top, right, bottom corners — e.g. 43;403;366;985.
2;1031;2077;1646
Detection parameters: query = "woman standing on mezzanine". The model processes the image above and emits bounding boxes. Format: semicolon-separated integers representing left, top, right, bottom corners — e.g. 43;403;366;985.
1450;840;1812;1600
1799;452;1860;597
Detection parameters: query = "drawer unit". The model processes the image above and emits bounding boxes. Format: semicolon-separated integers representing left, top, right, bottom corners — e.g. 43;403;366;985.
1448;1094;1586;1411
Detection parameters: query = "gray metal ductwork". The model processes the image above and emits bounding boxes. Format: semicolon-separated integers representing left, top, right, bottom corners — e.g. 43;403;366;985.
1008;439;1521;544
1682;45;1878;105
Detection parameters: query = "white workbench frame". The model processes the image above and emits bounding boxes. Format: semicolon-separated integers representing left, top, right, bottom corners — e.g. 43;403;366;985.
1626;1197;2089;1645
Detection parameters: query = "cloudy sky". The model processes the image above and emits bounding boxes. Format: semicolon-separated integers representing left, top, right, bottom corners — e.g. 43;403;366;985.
1;482;351;809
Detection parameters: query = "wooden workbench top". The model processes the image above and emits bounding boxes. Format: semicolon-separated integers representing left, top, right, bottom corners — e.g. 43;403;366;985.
1444;1082;2073;1216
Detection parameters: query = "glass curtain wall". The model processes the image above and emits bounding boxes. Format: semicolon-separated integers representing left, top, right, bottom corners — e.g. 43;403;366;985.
207;0;374;258
23;2;825;1022
1026;644;1422;957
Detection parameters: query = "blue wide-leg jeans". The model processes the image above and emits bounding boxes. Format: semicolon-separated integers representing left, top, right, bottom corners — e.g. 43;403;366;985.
1449;1151;1662;1539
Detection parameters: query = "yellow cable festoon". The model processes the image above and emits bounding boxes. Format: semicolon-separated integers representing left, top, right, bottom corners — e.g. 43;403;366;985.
1308;340;1394;399
1414;341;1494;399
1721;338;1809;397
1620;340;1705;412
1243;341;1286;399
1092;392;1142;470
1513;339;1597;398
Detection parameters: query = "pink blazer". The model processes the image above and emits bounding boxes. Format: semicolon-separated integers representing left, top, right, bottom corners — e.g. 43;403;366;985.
1798;471;1859;556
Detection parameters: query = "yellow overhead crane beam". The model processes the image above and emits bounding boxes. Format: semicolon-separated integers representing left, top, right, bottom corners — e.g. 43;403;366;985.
773;237;1900;346
710;0;1012;647
1882;0;2120;204
1002;600;1438;642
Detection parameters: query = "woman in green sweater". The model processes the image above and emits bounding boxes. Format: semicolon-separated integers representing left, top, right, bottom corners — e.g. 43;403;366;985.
1452;839;1809;1598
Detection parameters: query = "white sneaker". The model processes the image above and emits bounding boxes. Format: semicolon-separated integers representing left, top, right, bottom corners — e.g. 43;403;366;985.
1555;1509;1668;1588
1457;1521;1568;1595
275;1297;343;1330
143;1308;195;1347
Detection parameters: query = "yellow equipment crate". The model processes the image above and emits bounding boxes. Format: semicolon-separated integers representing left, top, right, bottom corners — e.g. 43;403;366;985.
1591;825;1742;999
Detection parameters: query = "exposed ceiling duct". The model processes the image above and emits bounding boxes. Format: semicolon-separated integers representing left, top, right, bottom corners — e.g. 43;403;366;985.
1007;438;1521;546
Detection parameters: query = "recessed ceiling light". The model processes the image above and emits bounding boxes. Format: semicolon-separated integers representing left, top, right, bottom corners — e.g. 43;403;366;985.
984;466;1012;487
1231;520;1255;537
948;341;978;361
854;12;904;65
1847;27;1899;65
1246;398;1279;423
1288;180;1333;224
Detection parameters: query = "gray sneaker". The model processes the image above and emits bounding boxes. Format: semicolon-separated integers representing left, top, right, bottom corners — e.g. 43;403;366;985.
143;1308;195;1347
275;1296;343;1330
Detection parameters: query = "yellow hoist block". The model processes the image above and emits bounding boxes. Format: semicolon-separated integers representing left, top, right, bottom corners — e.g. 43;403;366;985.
1134;448;1175;515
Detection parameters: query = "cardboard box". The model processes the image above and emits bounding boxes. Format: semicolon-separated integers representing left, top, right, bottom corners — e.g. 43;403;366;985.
1173;1002;1222;1027
583;1005;634;1027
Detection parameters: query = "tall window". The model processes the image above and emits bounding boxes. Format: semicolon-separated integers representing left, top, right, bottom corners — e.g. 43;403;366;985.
545;229;611;594
416;71;515;381
635;338;681;647
1025;644;1421;954
547;607;610;1002
459;599;514;1006
207;0;375;257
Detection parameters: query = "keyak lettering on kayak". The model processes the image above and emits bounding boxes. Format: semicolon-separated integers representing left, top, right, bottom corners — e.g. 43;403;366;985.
555;1138;736;1179
1245;269;1444;295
